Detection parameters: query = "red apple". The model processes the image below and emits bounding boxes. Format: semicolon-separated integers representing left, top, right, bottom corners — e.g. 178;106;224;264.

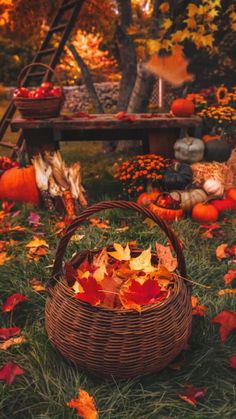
41;81;53;91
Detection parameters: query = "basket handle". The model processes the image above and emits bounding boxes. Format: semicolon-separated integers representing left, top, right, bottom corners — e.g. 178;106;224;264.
49;200;187;289
17;62;63;92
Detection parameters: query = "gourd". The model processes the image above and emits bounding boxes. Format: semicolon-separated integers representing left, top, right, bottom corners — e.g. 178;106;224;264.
192;202;219;223
0;166;40;204
204;138;231;162
171;98;194;117
149;193;183;222
203;179;224;197
170;188;207;211
174;136;205;163
211;198;236;213
225;188;236;201
163;162;193;190
137;190;160;206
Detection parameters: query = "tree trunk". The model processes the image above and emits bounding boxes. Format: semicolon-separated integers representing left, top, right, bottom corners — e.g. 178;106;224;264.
127;63;156;113
68;44;104;114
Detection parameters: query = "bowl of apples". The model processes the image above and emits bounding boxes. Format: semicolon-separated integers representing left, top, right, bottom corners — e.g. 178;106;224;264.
13;63;64;119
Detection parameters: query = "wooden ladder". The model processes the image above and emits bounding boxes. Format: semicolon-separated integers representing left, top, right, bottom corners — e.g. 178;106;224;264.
0;0;85;158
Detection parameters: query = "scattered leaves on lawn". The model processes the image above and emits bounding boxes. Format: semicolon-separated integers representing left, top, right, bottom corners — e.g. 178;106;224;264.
215;243;228;260
228;355;236;369
178;384;206;406
2;293;28;312
0;252;12;265
0;336;26;350
200;223;223;239
191;296;207;316
27;211;41;228
0;362;24;385
155;243;177;272
0;327;21;340
89;218;110;229
224;269;236;285
27;246;48;261
26;236;48;249
67;388;98;419
29;278;46;292
211;310;236;343
218;289;236;296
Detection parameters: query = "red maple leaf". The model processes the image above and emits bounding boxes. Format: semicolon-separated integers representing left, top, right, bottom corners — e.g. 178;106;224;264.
0;362;24;385
75;276;105;306
2;293;28;312
224;269;236;285
120;278;167;311
229;355;236;369
178;384;206;406
211;310;236;343
0;327;21;340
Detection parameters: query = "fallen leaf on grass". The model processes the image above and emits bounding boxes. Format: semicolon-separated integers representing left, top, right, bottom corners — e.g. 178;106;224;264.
29;278;46;292
108;243;131;261
0;327;21;340
218;289;236;296
89;218;110;229
224;269;236;285
0;361;24;385
0;240;7;252
200;223;223;239
191;296;207;316
155;243;177;272
178;384;206;406
211;310;236;343
27;246;48;261
27;211;41;228
26;236;48;249
229;355;236;369
216;244;228;260
67;388;98;419
0;336;26;350
2;293;28;312
71;234;85;242
143;218;156;230
0;252;12;265
115;226;129;232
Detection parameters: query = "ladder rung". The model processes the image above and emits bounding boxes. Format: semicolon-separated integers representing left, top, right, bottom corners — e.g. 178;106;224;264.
60;1;77;12
37;47;56;57
49;23;67;33
26;71;46;78
0;142;17;149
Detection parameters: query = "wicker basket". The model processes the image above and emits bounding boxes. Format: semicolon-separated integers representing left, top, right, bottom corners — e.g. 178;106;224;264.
13;63;64;119
45;201;192;379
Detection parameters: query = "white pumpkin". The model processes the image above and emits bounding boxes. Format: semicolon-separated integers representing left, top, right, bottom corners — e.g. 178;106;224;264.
170;188;207;211
203;178;224;197
174;137;205;163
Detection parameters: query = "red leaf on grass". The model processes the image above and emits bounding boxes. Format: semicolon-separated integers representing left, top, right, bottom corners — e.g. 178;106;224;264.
27;211;41;227
75;276;105;306
229;355;236;369
0;362;24;385
0;327;21;340
211;310;236;343
178;384;206;406
120;278;167;311
2;293;28;312
224;269;236;285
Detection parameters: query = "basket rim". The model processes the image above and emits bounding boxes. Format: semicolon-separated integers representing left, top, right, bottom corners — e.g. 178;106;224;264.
14;96;62;102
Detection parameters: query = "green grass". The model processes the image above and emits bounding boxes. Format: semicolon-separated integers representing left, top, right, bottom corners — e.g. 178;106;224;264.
1;99;236;418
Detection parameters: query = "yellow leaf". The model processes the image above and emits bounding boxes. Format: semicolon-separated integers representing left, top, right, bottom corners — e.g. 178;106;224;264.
0;252;12;265
108;243;131;261
29;278;46;292
155;243;177;272
215;243;228;260
26;236;49;249
171;29;190;43
0;336;26;351
146;39;161;55
129;246;156;273
201;34;214;48
208;8;219;19
72;280;83;293
162;18;173;30
187;3;199;17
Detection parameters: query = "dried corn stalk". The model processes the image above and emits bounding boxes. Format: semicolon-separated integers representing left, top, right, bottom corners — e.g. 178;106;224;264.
225;148;236;189
32;155;54;210
191;162;229;187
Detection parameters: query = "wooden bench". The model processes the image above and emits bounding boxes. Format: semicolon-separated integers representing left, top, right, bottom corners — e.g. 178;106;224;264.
11;114;202;159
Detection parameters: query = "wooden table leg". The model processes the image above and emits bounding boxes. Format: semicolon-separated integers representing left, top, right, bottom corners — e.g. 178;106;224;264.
148;128;180;158
23;128;59;161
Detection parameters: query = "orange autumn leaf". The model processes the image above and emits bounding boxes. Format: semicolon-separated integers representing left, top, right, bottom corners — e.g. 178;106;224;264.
89;218;110;229
211;310;236;343
145;45;194;86
0;336;26;350
178;384;206;406
215;243;228;260
26;236;49;249
191;296;207;316
224;269;236;285
155;242;177;272
0;252;12;265
108;243;131;261
67;388;98;419
29;278;46;292
27;246;48;261
218;289;236;296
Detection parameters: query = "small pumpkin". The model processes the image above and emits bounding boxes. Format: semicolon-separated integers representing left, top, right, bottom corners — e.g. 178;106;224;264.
225;188;236;201
211;198;236;213
0;166;40;204
137;190;160;206
170;188;207;211
171;98;194;117
192;202;219;223
174;136;205;163
202;134;220;143
204;138;231;162
163;162;193;190
149;193;183;222
203;179;224;197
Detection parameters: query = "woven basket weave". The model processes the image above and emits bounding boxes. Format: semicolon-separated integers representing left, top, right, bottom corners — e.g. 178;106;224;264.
45;201;192;379
14;63;63;119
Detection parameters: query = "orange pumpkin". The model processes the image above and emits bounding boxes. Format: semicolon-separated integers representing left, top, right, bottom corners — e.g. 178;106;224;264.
0;166;40;204
202;134;220;143
225;188;236;201
191;202;219;223
149;193;183;222
137;190;159;206
171;98;194;117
